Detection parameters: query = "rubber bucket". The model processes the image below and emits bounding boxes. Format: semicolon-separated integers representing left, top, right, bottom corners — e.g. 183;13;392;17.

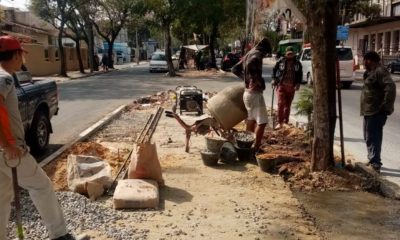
207;84;247;130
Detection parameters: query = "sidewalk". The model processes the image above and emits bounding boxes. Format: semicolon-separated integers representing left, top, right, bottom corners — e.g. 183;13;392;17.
32;61;148;83
262;59;400;199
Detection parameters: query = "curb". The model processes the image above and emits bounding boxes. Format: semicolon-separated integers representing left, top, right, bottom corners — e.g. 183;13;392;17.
39;105;127;167
355;163;400;199
39;62;149;83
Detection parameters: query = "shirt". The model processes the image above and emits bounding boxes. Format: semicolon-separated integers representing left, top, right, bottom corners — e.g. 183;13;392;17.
0;69;25;146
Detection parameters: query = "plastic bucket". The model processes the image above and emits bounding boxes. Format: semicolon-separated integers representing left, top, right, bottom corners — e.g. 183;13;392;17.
207;84;247;130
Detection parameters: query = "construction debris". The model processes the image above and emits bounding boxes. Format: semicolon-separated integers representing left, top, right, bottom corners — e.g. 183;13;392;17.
67;154;113;200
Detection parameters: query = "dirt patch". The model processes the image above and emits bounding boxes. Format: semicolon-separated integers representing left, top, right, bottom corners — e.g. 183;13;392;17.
256;124;373;192
43;142;130;191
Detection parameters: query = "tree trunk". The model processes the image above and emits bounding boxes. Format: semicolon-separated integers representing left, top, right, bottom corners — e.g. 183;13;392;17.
307;0;339;171
75;39;85;73
208;23;218;69
164;23;176;77
58;23;67;77
87;22;95;73
179;33;188;69
107;41;114;69
136;29;140;64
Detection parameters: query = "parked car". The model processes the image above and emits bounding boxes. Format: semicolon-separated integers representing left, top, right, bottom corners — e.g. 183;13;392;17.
149;52;179;72
221;52;241;72
14;71;59;154
386;59;400;73
298;46;355;89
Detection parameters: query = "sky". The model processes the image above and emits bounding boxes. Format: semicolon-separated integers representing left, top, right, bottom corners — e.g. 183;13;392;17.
1;0;29;10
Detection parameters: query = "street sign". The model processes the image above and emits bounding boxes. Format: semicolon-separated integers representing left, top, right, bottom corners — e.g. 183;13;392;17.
337;25;349;41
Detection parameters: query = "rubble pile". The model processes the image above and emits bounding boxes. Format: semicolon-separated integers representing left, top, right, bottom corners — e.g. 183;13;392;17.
7;191;151;240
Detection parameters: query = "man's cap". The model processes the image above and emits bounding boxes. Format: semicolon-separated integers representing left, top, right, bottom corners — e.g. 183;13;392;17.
285;46;294;54
0;35;28;53
363;51;380;63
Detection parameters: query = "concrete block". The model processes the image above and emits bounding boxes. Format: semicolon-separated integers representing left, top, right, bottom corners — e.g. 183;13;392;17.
113;179;159;209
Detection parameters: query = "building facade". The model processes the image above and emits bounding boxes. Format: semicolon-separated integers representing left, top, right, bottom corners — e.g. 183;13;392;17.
349;0;400;65
0;6;89;76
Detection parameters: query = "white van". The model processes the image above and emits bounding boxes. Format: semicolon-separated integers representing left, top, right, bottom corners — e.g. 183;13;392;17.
149;52;179;72
298;46;355;88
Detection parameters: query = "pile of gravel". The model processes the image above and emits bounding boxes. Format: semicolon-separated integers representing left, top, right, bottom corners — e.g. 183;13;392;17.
7;191;150;240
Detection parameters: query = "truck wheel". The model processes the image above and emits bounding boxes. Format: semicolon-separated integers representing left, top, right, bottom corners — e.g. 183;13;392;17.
28;111;50;154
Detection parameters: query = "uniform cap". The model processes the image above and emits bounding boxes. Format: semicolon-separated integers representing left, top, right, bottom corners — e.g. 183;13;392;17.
285;46;294;54
0;36;28;53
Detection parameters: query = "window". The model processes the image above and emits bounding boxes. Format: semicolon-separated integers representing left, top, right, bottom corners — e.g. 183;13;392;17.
55;49;59;61
393;3;400;16
44;49;49;61
336;48;353;60
151;53;166;61
302;49;312;61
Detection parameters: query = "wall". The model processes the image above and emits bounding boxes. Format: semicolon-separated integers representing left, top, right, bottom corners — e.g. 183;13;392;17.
22;44;89;76
65;47;88;71
23;44;60;76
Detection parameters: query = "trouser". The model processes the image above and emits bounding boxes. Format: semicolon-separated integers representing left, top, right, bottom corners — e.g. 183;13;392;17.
363;113;387;167
0;150;67;239
277;84;296;124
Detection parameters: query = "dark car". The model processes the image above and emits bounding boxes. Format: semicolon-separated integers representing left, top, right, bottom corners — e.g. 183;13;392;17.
14;71;59;154
221;52;241;71
386;59;400;73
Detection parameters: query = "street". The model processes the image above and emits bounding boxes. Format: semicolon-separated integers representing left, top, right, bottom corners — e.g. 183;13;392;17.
46;63;400;187
44;65;241;158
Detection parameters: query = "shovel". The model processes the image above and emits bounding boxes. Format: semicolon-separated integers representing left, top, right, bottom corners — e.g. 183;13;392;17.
5;158;24;240
270;85;276;129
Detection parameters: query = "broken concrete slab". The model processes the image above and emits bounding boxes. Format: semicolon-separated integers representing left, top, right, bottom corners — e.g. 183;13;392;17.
355;162;400;199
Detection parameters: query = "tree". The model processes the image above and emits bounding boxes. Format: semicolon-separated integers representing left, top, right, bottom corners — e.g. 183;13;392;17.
147;0;179;76
339;0;381;24
305;0;339;171
31;0;72;77
62;0;88;73
171;0;246;69
68;0;97;73
89;0;143;69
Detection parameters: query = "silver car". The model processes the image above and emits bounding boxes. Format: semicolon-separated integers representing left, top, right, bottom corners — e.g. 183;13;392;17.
149;52;178;72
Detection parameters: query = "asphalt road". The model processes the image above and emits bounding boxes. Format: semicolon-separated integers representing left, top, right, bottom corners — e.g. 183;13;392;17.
43;63;400;187
42;64;241;159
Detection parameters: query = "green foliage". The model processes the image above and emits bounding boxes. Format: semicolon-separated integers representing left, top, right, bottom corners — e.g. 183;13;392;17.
293;0;382;24
295;86;313;117
295;86;314;135
263;30;285;52
91;0;145;42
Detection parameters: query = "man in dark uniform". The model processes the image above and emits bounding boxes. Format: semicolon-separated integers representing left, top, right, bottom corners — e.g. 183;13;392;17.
0;36;77;240
361;51;396;173
232;38;272;152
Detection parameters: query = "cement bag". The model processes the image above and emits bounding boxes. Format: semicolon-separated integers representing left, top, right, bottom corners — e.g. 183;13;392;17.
113;179;159;209
128;142;164;186
67;154;113;194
